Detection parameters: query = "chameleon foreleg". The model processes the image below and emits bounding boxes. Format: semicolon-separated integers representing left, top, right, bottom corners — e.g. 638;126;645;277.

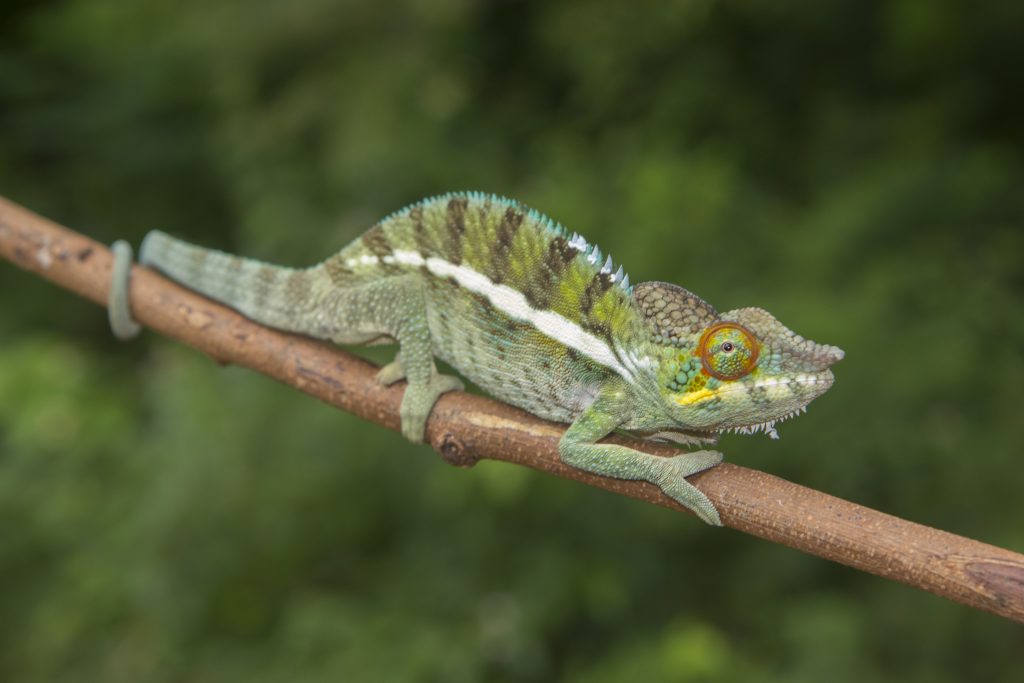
559;383;723;525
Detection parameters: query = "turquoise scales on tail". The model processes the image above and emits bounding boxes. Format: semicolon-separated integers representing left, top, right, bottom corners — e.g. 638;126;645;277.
109;192;844;525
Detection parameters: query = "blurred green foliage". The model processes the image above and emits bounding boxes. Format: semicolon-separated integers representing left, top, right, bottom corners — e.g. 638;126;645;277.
2;0;1023;680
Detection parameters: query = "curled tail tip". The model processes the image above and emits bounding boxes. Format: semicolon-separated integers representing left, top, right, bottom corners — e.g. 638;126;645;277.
108;240;142;340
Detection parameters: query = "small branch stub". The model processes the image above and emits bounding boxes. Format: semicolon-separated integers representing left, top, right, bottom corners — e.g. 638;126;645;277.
434;432;478;468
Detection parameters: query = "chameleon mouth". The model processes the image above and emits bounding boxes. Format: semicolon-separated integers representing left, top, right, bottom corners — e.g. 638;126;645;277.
714;405;808;440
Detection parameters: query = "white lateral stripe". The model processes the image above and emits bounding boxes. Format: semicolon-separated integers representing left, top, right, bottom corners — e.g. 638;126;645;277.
381;249;634;380
345;254;381;268
386;251;425;267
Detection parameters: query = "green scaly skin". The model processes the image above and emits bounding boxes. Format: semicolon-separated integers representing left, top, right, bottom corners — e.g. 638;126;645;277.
110;193;844;525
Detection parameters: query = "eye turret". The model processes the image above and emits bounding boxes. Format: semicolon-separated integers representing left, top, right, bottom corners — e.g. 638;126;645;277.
699;323;759;380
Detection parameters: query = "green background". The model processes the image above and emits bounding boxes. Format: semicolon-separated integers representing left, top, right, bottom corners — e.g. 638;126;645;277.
2;1;1023;680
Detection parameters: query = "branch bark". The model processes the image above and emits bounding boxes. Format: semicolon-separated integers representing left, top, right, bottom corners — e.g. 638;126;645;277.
2;194;1023;624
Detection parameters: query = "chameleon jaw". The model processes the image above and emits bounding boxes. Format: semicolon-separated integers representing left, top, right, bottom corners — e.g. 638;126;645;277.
671;370;834;439
664;404;809;442
715;405;809;440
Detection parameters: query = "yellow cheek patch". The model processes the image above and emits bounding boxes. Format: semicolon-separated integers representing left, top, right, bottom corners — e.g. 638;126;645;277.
674;387;718;406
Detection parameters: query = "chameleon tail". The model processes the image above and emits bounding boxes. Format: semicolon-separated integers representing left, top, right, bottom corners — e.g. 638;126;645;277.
139;230;321;333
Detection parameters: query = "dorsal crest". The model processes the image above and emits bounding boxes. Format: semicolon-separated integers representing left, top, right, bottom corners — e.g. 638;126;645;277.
632;281;718;346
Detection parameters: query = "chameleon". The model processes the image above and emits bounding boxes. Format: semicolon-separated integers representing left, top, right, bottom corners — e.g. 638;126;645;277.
108;192;843;525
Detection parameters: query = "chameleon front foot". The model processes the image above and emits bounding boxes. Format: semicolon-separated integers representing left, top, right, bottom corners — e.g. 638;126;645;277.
398;372;464;443
653;450;723;526
108;240;141;340
559;438;724;526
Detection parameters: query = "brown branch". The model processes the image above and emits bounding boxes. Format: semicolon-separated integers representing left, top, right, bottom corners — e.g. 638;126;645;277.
2;194;1023;624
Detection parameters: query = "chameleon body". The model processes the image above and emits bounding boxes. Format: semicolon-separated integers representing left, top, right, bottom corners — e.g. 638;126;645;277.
113;192;843;525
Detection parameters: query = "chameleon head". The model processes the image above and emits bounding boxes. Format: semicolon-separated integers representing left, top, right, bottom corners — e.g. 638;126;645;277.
669;307;844;437
633;282;843;439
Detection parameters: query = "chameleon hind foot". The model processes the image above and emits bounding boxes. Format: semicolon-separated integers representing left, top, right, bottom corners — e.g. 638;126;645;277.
398;372;464;443
376;352;464;441
375;355;408;386
108;240;141;340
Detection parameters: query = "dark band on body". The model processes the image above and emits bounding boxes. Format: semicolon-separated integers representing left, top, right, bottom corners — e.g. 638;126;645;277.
445;196;468;264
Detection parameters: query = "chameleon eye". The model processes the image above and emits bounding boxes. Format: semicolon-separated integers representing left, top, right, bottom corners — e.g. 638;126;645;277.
699;323;759;380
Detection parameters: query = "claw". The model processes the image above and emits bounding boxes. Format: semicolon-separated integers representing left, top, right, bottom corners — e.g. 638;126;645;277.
376;357;407;386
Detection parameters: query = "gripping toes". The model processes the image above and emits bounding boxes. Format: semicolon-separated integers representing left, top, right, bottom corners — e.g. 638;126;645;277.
376;356;407;386
655;450;724;526
398;372;465;442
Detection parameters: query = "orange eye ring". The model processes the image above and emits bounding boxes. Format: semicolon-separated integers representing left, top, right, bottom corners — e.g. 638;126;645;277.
698;322;760;380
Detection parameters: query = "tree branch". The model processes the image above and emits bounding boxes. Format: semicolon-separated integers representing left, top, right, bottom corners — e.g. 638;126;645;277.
2;194;1023;624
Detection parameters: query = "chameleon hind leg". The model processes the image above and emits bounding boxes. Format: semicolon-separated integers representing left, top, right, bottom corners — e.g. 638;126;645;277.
320;275;463;443
558;382;723;525
107;241;460;441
